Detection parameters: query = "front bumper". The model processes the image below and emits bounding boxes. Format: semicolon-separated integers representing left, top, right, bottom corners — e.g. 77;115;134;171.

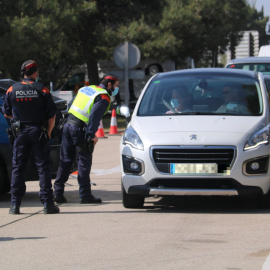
128;179;263;198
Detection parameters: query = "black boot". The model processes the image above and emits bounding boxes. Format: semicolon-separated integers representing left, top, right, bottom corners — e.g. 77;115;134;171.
44;204;60;214
80;195;102;204
54;194;67;203
9;205;20;215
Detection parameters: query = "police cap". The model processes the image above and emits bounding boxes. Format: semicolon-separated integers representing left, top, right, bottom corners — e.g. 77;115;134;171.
21;60;38;77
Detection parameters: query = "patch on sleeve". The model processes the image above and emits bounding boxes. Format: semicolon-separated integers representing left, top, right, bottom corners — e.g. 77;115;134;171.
101;94;110;103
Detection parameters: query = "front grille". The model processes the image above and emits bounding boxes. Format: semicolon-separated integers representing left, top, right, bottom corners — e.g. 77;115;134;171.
149;178;239;189
151;146;236;174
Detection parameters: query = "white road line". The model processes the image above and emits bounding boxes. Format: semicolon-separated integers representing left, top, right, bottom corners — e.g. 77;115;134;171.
262;252;270;270
91;166;121;176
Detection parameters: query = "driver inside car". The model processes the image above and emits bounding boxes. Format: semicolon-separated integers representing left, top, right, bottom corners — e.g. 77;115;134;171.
166;86;193;113
217;83;251;114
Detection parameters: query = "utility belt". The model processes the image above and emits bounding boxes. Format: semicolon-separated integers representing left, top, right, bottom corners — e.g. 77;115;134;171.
6;119;48;145
67;114;86;128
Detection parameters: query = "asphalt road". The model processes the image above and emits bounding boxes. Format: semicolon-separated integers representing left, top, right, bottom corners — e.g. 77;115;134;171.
1;135;270;270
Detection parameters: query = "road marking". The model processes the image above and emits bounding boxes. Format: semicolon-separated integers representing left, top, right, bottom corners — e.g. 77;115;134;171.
91;166;121;175
262;252;270;270
69;166;121;178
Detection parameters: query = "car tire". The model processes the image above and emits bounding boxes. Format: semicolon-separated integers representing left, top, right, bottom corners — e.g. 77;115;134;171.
255;192;270;209
122;184;145;208
0;161;10;194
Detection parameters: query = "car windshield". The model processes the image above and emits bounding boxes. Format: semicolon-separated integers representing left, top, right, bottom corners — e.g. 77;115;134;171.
137;74;263;116
227;63;270;75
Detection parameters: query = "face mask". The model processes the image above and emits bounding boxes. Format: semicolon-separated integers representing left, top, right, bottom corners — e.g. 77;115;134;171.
111;86;119;96
170;98;179;108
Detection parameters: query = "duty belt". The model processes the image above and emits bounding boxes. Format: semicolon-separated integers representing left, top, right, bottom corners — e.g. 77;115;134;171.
67;116;86;128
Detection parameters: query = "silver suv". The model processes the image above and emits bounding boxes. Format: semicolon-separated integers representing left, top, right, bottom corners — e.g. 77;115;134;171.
225;57;270;75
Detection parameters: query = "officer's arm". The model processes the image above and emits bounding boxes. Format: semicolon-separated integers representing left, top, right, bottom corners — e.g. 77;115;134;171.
86;95;110;140
43;86;57;138
3;87;13;118
47;115;56;138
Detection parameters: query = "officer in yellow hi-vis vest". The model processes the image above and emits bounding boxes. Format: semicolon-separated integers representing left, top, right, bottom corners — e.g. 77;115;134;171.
54;74;119;204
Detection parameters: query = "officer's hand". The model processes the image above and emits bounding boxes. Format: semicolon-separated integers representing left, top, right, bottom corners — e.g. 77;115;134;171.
91;136;98;145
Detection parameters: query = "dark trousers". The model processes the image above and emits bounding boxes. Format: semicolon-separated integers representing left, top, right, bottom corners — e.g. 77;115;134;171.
53;123;92;199
11;126;53;206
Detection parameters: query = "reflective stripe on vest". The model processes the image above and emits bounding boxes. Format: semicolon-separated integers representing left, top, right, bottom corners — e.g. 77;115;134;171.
68;86;110;123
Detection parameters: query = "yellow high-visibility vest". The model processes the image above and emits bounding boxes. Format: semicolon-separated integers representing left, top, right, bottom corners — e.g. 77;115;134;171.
68;85;110;123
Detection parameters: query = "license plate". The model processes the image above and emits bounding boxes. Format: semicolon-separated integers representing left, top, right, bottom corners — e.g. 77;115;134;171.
170;163;218;174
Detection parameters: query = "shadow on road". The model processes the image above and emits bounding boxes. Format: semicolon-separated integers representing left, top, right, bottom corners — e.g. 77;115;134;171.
1;189;270;214
144;195;270;214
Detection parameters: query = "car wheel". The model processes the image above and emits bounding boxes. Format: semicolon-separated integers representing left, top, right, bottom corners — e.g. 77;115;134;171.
122;184;144;208
255;192;270;209
0;161;10;194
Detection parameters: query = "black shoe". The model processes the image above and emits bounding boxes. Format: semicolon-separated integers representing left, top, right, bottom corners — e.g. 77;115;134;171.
80;195;102;204
54;194;67;203
44;204;60;214
9;205;20;215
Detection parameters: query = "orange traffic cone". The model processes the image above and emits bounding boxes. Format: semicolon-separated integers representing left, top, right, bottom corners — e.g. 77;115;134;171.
95;119;107;138
109;108;120;135
70;170;78;178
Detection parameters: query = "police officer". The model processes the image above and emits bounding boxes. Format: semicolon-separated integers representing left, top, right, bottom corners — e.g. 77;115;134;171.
3;60;60;214
53;74;119;204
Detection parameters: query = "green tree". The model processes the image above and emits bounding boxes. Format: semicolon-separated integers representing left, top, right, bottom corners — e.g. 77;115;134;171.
0;0;268;86
135;0;250;67
0;0;164;86
245;4;269;47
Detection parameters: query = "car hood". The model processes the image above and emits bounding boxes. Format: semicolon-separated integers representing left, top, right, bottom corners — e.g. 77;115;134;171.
131;115;266;145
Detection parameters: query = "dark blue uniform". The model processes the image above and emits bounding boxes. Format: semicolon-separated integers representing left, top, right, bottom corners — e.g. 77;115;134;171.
3;78;57;207
53;85;110;200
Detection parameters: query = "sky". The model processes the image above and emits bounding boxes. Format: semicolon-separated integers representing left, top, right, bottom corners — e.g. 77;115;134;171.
250;0;270;17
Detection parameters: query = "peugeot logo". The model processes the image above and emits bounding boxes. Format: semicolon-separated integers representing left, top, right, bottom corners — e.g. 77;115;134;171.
190;134;197;140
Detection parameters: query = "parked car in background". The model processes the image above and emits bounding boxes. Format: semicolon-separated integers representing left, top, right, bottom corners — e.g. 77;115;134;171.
225;57;270;75
0;79;77;194
117;68;270;208
264;75;270;94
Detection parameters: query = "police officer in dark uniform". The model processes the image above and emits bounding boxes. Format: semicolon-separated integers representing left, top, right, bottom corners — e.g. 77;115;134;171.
53;74;119;204
3;60;60;214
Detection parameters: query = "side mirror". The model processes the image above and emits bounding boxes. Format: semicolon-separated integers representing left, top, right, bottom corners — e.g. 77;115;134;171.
116;105;131;122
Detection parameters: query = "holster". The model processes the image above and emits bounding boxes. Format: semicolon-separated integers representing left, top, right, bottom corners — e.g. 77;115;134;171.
6;128;15;145
39;125;49;144
10;119;21;138
87;138;95;153
57;117;67;133
76;138;95;154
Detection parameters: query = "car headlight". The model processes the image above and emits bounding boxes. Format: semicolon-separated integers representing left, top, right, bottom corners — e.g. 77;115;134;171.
244;125;270;150
123;125;144;150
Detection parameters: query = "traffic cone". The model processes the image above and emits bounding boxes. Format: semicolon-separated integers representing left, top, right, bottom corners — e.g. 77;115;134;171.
95;119;107;138
109;108;120;135
70;170;78;178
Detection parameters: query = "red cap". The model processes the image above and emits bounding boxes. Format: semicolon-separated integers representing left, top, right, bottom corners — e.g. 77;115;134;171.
104;75;119;81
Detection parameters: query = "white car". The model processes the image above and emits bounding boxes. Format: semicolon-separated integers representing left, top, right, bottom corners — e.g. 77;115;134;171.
117;68;270;208
225;57;270;75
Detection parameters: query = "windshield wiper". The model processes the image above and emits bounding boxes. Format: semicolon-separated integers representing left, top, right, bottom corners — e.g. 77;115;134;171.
164;112;208;115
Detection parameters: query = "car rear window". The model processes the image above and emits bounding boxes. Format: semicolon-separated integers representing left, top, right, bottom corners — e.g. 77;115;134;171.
226;63;270;75
0;80;16;91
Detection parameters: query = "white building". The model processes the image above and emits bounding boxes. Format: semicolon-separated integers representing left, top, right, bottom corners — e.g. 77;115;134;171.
226;30;260;61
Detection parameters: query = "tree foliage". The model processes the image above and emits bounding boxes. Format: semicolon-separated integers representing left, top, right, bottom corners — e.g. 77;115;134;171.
0;0;269;87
